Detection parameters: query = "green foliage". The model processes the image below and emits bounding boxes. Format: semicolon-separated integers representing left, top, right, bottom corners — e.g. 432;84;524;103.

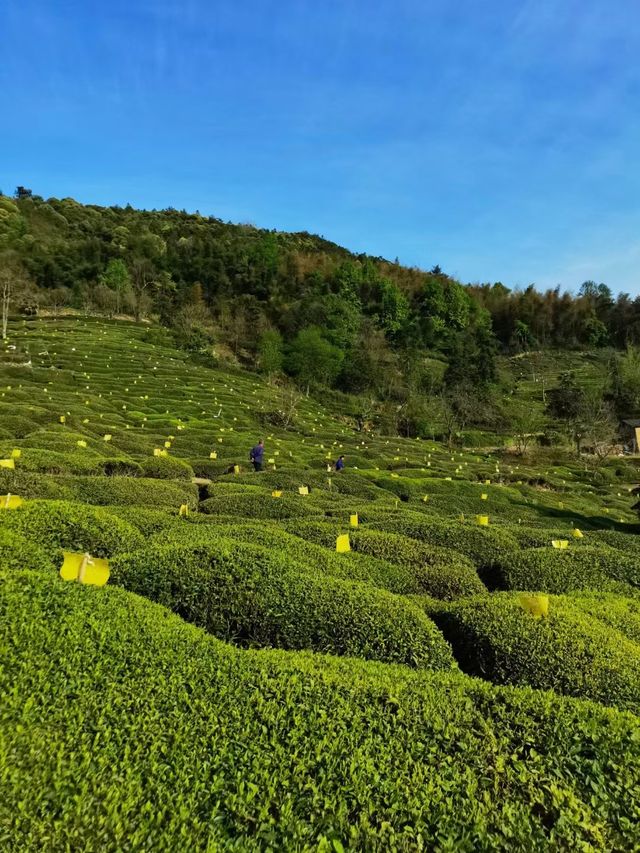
3;570;640;850
286;326;344;389
0;527;57;572
200;490;322;520
492;546;639;595
111;541;454;670
139;454;195;480
0;500;144;557
257;329;283;375
430;593;640;713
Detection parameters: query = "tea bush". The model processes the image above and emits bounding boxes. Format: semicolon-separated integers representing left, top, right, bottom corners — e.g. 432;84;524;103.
492;546;640;595
140;455;195;480
1;570;639;851
429;593;640;713
0;500;145;557
0;527;58;573
111;541;455;669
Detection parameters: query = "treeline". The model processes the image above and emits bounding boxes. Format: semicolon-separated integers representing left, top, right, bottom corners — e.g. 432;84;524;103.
1;188;639;442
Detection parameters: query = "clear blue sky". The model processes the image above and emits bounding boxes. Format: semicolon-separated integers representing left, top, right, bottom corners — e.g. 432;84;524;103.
2;1;639;293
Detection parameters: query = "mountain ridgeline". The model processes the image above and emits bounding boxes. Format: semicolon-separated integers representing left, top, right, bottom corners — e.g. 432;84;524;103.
1;188;639;441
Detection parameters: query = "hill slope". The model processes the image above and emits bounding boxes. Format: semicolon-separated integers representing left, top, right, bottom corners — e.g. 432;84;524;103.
0;317;639;849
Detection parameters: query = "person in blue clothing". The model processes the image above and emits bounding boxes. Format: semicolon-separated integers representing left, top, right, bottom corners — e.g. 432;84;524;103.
335;455;345;472
249;439;265;472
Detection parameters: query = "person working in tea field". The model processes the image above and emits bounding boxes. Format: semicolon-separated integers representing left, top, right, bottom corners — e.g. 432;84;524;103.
249;439;265;472
335;454;345;472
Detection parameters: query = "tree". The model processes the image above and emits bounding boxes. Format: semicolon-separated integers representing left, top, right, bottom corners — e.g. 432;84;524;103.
258;329;283;379
0;252;30;339
286;327;344;393
99;259;131;315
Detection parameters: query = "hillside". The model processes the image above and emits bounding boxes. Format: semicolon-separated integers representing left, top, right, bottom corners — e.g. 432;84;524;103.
1;317;639;849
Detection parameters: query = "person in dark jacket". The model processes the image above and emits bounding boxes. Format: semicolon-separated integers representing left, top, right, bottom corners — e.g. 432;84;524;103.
335;455;345;472
249;440;265;472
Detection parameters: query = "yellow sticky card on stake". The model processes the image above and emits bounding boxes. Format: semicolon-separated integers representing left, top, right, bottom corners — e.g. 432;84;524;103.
476;515;489;526
154;448;168;457
1;494;22;509
485;479;491;485
271;490;282;498
422;495;429;502
268;458;275;464
481;493;488;500
518;593;549;619
77;440;87;448
336;534;351;553
233;465;240;475
572;528;583;539
103;434;112;441
10;449;21;459
350;513;359;527
552;540;568;549
59;415;66;424
298;486;309;496
210;451;217;459
179;504;189;517
164;441;171;448
0;459;15;469
60;552;110;587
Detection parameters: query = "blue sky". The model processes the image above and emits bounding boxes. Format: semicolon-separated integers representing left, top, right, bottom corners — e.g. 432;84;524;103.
1;1;639;293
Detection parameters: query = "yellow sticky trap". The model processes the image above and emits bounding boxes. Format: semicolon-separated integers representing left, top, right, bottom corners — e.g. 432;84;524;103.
267;458;275;464
104;434;112;441
154;448;168;457
350;513;359;527
1;494;22;509
233;465;240;475
164;441;171;449
572;528;584;539
481;494;488;500
485;479;491;485
0;459;15;469
59;415;66;424
518;594;549;619
271;490;282;498
10;449;21;459
210;451;217;459
77;440;87;448
552;540;568;549
60;552;110;587
336;534;351;553
422;495;429;502
179;504;189;517
390;473;399;479
298;486;309;496
476;515;489;526
445;476;452;481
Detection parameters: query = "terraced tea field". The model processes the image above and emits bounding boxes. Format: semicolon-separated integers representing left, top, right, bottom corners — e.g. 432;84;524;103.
1;318;639;850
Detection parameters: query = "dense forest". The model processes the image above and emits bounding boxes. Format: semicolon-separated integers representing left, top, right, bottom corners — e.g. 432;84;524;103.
2;187;640;444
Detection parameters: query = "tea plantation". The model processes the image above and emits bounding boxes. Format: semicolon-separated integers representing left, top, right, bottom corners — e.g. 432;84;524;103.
1;317;640;850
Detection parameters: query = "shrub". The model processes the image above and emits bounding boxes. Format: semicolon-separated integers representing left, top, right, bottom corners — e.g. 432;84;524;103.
48;476;198;508
111;541;455;670
1;569;639;851
0;500;144;557
140;455;195;480
200;492;322;520
0;528;58;573
429;593;640;713
284;521;486;600
566;592;640;645
367;513;519;573
491;546;639;595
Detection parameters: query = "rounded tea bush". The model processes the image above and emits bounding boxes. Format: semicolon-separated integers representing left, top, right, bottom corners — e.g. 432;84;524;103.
111;541;455;670
140;455;195;480
1;569;639;851
0;500;145;557
0;527;58;573
429;593;640;713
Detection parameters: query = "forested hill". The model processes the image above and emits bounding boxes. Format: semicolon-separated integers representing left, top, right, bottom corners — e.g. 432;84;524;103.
1;188;638;417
